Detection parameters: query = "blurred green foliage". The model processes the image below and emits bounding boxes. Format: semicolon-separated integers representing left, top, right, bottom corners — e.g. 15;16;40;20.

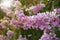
20;0;40;6
54;0;60;8
0;8;5;19
21;28;43;40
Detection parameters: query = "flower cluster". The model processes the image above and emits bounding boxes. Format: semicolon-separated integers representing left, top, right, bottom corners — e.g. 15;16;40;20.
39;33;60;40
25;4;45;14
10;10;60;30
39;28;60;40
0;0;60;40
7;30;14;37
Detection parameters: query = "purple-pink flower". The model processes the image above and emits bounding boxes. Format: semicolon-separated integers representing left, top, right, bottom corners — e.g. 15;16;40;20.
6;30;14;37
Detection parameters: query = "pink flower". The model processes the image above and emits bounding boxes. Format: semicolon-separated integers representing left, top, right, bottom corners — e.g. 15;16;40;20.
6;30;14;37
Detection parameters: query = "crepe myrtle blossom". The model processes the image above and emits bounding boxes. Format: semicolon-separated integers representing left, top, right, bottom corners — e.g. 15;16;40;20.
39;33;59;40
5;0;60;30
5;10;13;17
10;18;21;28
21;16;32;30
39;28;56;40
14;0;22;9
56;8;60;15
39;33;53;40
0;35;4;40
57;8;60;12
18;15;32;30
6;30;14;37
15;9;24;17
39;29;60;40
0;22;6;29
0;19;8;29
25;4;45;14
0;35;9;40
1;0;60;40
50;15;60;27
13;9;60;30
